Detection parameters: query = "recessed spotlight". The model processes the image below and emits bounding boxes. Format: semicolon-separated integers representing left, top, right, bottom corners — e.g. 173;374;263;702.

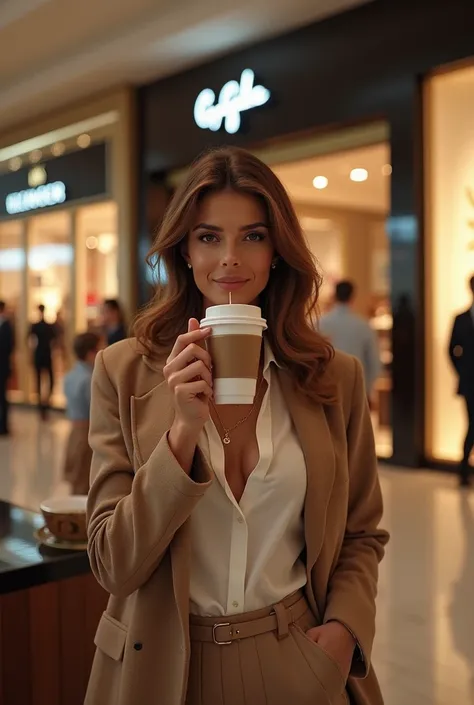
29;149;42;164
51;142;65;157
312;176;328;190
382;164;392;176
77;134;91;149
9;157;22;171
350;168;368;182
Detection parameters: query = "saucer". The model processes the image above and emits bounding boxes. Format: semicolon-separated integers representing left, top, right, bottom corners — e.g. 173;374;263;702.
34;526;88;552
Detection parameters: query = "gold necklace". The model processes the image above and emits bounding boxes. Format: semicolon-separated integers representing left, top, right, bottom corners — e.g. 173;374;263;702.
210;377;265;445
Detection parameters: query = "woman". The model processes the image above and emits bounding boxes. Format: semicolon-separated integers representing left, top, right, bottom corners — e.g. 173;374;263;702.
86;147;389;705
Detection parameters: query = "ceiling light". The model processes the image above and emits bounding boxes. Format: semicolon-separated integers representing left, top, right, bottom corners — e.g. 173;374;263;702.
29;149;42;164
86;236;98;250
77;134;91;149
382;164;392;176
312;176;328;190
51;142;65;157
350;168;368;182
9;157;22;171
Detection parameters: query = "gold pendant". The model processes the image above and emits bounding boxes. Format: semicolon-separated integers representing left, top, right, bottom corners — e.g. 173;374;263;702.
223;434;231;445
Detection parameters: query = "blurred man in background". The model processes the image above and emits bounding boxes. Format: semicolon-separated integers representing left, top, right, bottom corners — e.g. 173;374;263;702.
448;275;474;487
0;302;14;436
319;280;381;396
63;332;100;495
102;299;127;347
28;304;57;418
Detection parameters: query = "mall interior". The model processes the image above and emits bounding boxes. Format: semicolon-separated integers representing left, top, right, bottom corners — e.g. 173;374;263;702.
0;1;473;704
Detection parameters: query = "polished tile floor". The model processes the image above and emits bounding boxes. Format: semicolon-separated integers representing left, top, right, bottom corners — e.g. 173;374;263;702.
0;409;473;705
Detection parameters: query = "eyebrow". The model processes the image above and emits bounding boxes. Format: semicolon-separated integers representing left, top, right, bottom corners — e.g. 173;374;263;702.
192;221;269;232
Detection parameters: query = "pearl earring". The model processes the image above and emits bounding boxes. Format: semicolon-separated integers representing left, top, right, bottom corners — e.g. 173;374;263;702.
271;261;277;270
187;263;192;270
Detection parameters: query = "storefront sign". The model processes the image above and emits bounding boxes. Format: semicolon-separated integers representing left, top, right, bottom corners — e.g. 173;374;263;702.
0;143;108;218
193;69;270;134
6;181;67;215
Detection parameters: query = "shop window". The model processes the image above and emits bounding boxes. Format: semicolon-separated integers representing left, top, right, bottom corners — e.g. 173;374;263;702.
27;211;73;406
75;201;118;334
425;65;474;462
0;220;25;399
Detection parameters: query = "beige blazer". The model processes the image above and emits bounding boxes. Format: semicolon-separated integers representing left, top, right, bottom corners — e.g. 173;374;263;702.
85;338;389;705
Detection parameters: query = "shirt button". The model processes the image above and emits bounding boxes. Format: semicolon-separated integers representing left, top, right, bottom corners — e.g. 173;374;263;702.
237;516;244;524
232;601;239;609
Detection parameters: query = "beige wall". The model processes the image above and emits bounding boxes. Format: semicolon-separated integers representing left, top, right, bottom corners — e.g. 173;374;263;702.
294;201;388;316
0;87;138;317
425;66;474;462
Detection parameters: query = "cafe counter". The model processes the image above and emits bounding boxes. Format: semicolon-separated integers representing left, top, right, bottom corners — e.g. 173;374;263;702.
0;500;107;705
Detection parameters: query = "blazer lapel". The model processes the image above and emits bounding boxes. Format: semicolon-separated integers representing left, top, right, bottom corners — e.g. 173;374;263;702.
131;357;192;637
130;365;174;468
277;369;336;571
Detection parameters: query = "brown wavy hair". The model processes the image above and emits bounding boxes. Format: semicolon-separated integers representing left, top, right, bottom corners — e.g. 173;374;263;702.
134;147;335;404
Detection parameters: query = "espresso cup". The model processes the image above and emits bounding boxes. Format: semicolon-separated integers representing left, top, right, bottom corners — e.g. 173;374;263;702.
200;304;267;405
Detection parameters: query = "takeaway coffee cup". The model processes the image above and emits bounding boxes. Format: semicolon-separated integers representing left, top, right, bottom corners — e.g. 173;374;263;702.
200;304;267;405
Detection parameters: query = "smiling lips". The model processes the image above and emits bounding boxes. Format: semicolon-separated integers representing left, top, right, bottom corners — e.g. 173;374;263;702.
214;277;249;291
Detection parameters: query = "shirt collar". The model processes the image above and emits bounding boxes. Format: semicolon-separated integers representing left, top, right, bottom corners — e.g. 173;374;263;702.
263;336;283;373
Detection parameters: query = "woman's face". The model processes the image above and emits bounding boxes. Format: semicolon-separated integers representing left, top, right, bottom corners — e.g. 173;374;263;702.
185;189;275;310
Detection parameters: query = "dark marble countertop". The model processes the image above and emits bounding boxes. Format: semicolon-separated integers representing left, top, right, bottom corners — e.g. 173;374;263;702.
0;500;91;595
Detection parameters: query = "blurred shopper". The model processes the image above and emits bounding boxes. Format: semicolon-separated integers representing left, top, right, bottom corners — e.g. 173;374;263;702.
448;275;474;487
28;305;56;418
63;332;100;495
319;280;381;396
102;299;127;346
0;302;14;436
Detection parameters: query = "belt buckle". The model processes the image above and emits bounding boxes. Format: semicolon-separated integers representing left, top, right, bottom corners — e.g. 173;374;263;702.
212;622;232;645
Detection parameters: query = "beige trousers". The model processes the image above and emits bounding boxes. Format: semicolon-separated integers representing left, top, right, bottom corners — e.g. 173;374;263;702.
186;591;349;705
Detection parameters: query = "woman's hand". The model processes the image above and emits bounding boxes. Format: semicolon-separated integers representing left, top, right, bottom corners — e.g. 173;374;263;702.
164;319;213;472
305;622;356;682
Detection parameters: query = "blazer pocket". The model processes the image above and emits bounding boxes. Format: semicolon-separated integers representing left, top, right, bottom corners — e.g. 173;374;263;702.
94;612;127;662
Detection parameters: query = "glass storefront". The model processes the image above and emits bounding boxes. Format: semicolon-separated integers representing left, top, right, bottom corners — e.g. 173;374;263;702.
0;200;118;407
425;64;474;463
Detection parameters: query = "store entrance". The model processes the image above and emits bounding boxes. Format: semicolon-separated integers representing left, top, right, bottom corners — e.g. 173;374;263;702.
0;200;119;409
261;137;392;458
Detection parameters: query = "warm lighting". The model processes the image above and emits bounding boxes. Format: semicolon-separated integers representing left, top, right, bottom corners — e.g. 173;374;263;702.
28;166;47;188
29;149;42;164
51;142;65;157
86;236;98;250
77;134;91;149
312;176;328;190
9;157;22;171
382;164;392;176
350;168;368;182
97;233;117;255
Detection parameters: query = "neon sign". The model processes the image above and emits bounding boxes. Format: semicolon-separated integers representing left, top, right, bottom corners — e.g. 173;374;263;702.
194;69;270;135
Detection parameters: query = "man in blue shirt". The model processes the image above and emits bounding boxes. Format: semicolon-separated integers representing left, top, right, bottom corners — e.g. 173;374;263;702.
63;332;100;495
319;280;381;396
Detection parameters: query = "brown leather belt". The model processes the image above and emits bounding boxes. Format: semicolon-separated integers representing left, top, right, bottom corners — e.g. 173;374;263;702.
189;592;308;645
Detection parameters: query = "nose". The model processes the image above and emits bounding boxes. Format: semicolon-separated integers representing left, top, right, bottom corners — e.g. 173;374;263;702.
220;245;240;267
